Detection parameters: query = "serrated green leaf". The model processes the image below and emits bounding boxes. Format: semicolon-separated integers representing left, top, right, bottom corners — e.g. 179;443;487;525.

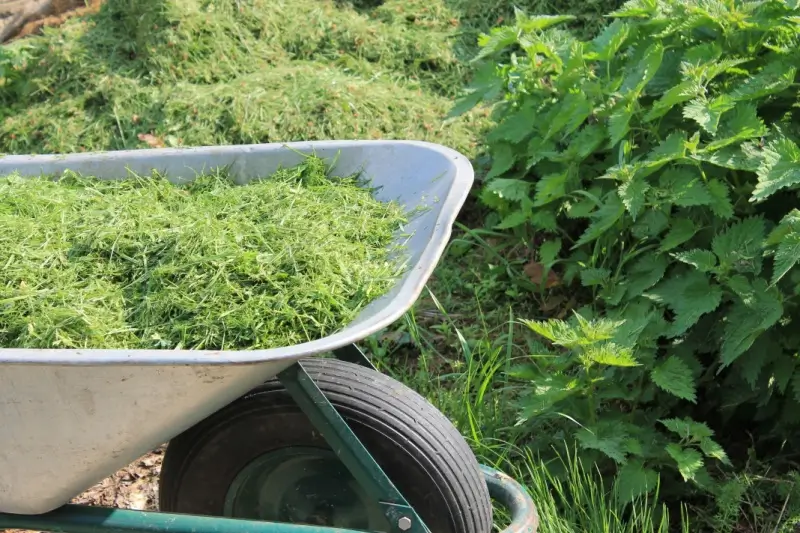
683;96;735;135
773;355;795;395
527;137;559;168
574;192;625;248
576;429;627;464
692;145;761;172
659;168;713;207
706;103;767;151
495;210;528;229
539;239;562;265
531;209;558;231
721;279;782;367
673;249;717;272
652;356;697;402
766;209;800;246
703;58;752;84
589;19;630;61
567;197;598;219
448;63;499;118
623;437;644;456
683;42;722;66
615;461;658;504
633;209;669;239
609;104;634;146
699;438;731;466
659;218;697;252
486;143;516;180
665;444;704;481
485;178;530;202
518;374;578;419
772;231;800;285
585;343;638;367
739;334;777;390
625;254;669;298
730;61;796;102
706;178;735;219
534;172;568;206
487;105;537;144
611;300;658;346
644;80;702;121
601;283;627;306
621;42;664;96
522;319;575;345
618;175;649;220
711;217;765;275
649;270;723;336
575;314;623;343
647;48;682;95
769;209;800;283
611;0;659;17
581;267;611;287
545;92;592;141
475;26;519;61
752;134;800;202
516;13;576;32
557;124;607;162
660;417;713;441
647;132;688;163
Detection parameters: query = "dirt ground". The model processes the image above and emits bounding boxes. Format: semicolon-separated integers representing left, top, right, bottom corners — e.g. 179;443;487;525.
4;449;163;533
0;0;103;42
70;448;163;511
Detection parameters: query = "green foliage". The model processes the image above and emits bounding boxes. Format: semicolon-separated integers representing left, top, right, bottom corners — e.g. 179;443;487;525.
458;0;800;497
514;315;726;498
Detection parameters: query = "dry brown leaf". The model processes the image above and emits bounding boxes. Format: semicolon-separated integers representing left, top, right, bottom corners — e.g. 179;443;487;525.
137;133;165;148
523;261;560;288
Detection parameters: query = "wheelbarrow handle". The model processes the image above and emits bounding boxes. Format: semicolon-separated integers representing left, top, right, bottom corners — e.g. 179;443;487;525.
481;465;540;533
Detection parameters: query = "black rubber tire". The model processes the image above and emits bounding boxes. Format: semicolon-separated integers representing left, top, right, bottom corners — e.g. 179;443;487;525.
159;358;492;533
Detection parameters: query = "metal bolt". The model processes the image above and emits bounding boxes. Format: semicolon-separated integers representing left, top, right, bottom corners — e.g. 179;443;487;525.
398;517;412;531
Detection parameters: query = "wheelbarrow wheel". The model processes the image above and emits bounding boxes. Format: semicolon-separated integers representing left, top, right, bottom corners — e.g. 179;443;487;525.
159;358;492;533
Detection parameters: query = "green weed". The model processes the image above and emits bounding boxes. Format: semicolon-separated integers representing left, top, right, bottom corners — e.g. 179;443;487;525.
455;0;800;502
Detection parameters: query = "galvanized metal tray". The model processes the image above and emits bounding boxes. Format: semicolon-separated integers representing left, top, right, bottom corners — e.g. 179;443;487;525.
0;140;473;514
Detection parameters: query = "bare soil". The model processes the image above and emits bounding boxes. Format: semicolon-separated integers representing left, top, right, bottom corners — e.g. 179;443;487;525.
4;449;163;533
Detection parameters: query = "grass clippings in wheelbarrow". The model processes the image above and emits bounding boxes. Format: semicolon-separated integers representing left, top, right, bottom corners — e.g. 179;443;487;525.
0;156;408;350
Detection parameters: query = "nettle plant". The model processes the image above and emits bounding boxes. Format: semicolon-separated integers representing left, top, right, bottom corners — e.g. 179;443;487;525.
456;0;800;496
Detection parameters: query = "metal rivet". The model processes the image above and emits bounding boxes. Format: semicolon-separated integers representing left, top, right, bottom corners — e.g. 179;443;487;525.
398;517;412;531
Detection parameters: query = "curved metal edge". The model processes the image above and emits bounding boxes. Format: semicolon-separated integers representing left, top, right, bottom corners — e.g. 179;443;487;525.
481;465;539;533
0;139;474;366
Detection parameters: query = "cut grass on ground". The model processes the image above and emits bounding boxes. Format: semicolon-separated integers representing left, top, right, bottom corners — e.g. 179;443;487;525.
0;0;619;155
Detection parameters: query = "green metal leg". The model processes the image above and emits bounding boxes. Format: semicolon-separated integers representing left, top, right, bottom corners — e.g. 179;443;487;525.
0;505;361;533
0;466;540;533
277;362;429;533
332;344;374;369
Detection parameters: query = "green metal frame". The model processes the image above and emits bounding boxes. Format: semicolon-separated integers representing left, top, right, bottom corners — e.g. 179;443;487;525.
276;358;429;533
0;344;539;533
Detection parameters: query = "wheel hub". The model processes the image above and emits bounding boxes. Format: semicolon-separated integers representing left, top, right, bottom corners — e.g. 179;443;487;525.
223;447;388;531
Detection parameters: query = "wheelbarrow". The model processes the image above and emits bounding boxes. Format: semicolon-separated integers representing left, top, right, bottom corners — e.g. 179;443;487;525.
0;141;538;533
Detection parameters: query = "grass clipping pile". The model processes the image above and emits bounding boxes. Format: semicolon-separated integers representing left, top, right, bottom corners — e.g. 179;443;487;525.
0;156;407;350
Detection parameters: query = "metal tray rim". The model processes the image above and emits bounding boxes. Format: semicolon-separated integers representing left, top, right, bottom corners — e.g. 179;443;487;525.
0;140;474;365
